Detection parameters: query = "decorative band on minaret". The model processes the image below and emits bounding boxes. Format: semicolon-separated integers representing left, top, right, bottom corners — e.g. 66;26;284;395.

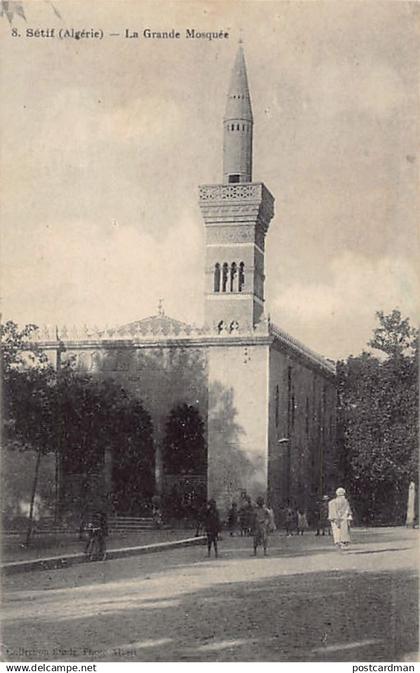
223;46;253;184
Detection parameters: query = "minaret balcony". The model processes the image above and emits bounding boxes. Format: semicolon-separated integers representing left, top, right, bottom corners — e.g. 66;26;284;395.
199;182;274;232
199;182;271;206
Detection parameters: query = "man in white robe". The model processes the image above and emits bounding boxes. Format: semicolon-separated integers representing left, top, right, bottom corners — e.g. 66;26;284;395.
328;487;353;549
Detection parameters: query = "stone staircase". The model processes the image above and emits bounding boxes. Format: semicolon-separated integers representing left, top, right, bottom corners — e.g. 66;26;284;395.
5;515;156;536
108;516;155;532
35;518;76;535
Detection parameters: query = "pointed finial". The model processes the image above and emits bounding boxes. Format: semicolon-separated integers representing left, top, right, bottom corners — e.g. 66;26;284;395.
158;298;165;316
223;41;253;183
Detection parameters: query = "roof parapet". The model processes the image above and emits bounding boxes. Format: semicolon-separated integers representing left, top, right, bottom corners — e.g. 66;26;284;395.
26;319;270;343
25;319;335;376
269;321;336;375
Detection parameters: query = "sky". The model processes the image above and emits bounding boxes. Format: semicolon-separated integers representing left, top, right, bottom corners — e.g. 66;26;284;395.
1;0;418;359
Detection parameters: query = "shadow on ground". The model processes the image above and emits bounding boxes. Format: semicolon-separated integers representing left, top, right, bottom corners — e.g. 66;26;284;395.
2;559;417;662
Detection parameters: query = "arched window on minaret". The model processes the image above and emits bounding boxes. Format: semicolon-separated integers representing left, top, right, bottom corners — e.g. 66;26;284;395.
230;262;237;292
214;263;221;292
222;263;229;292
238;262;245;292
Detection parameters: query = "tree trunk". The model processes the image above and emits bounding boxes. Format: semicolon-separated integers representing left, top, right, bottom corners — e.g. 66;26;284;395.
54;447;59;523
54;446;62;524
370;487;376;525
25;448;42;547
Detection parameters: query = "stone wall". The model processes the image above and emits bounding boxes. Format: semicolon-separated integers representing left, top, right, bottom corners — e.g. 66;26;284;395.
207;342;269;514
267;340;337;524
31;323;337;523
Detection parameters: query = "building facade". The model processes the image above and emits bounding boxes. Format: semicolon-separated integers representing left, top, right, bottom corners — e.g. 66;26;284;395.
31;47;337;522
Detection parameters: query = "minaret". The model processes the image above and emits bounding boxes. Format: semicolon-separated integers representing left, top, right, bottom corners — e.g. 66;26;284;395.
199;46;275;331
223;45;253;184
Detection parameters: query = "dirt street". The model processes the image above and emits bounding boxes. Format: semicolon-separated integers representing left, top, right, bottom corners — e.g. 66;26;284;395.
1;527;418;662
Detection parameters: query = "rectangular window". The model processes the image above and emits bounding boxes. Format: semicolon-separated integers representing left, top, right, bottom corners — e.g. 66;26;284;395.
287;366;292;434
228;174;240;183
291;394;295;429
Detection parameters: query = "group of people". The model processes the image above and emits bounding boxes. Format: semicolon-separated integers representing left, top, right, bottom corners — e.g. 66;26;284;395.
204;487;354;558
283;499;328;537
284;505;310;536
280;490;353;546
82;487;353;561
205;495;276;557
226;497;255;537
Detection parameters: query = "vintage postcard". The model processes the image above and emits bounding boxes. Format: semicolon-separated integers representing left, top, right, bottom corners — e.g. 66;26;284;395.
1;0;418;666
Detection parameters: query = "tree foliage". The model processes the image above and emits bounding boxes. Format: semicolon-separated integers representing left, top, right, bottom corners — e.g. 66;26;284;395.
54;368;155;514
0;1;62;24
0;1;26;23
2;321;56;454
337;310;418;524
163;403;206;475
2;321;155;518
1;320;53;375
369;309;417;359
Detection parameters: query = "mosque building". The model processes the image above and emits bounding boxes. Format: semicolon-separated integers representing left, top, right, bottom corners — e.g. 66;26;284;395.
32;46;338;521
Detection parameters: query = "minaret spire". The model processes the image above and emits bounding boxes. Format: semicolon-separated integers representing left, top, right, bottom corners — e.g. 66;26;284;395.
223;46;253;184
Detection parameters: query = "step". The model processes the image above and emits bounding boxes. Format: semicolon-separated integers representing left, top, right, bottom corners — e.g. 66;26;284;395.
109;522;154;527
109;518;154;523
6;517;158;535
108;516;156;532
109;525;155;531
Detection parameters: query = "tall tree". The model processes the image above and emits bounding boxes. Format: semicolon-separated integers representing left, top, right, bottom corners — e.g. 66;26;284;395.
2;321;57;544
337;311;418;524
369;309;417;359
2;321;155;536
50;363;155;516
163;403;206;475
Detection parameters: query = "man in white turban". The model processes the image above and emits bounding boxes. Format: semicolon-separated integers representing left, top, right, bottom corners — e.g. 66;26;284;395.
328;487;353;549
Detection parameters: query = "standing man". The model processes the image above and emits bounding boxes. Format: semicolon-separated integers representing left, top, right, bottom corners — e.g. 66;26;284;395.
252;496;271;556
85;510;108;561
316;495;331;536
98;510;108;560
284;501;298;536
205;499;221;558
152;494;163;529
244;495;254;536
227;501;238;536
328;487;353;550
297;509;309;535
